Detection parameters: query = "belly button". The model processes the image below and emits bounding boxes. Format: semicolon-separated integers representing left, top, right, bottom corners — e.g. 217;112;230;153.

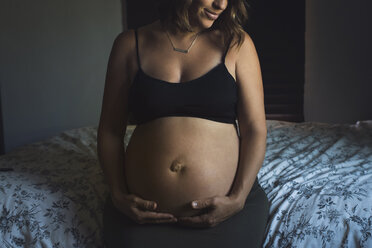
170;160;185;173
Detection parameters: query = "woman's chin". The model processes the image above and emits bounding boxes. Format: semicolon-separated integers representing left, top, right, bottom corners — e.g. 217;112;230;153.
198;20;214;30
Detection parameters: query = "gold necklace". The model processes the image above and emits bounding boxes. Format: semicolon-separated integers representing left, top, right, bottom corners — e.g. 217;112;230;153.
165;30;200;54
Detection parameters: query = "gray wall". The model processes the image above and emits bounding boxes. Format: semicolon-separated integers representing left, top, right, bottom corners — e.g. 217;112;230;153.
0;0;124;154
304;0;372;124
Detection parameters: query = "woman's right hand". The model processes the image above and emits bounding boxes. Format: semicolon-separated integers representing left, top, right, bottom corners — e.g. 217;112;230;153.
111;191;178;225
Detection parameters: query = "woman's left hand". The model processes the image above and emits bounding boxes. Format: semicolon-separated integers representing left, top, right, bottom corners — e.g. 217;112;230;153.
176;195;243;228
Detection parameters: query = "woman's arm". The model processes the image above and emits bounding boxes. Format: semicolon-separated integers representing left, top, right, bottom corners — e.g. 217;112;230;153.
97;130;129;196
97;30;179;224
228;32;267;207
97;30;135;198
229;128;267;206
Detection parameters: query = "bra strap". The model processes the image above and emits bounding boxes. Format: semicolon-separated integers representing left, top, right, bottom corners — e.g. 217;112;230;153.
134;28;141;68
222;35;233;64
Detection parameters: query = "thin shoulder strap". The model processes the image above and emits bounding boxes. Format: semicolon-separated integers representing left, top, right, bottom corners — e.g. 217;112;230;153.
134;28;141;68
222;35;233;64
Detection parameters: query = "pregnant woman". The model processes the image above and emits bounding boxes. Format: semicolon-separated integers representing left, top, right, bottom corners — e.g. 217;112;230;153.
97;0;270;247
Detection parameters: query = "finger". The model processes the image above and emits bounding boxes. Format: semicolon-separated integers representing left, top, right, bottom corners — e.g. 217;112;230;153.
191;197;216;209
178;215;215;228
135;211;177;224
135;198;157;211
143;217;178;224
137;209;175;219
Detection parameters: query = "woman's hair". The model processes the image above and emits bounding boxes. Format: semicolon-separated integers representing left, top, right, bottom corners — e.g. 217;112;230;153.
157;0;250;51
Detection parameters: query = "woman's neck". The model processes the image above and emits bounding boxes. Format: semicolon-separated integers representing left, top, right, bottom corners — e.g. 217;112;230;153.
159;20;206;42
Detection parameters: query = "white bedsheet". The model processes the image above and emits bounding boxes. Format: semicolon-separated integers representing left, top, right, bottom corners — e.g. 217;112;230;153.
260;120;372;248
0;120;371;247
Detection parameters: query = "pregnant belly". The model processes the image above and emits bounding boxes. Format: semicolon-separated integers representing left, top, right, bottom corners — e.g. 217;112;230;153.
124;117;240;217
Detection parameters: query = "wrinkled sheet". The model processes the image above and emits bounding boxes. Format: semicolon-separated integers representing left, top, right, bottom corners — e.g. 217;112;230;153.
260;120;372;248
0;120;371;247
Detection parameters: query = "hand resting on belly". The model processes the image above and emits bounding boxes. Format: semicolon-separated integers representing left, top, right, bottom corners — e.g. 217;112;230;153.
124;117;240;219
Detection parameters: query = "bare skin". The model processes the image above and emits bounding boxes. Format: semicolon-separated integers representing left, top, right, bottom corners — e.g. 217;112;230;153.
122;10;241;217
98;0;267;227
125;116;240;218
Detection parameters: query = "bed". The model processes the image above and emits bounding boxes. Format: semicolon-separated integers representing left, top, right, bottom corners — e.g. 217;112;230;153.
0;119;371;248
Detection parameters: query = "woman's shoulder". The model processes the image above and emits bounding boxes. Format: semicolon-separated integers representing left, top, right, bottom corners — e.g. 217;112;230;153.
138;20;166;39
113;29;136;48
114;22;156;43
234;30;257;59
108;29;139;65
223;29;255;58
206;28;249;50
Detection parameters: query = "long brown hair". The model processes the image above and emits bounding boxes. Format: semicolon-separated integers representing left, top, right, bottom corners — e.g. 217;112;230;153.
157;0;250;51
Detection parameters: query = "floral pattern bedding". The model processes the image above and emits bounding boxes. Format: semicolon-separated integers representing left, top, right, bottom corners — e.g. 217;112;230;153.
0;120;371;248
261;120;372;248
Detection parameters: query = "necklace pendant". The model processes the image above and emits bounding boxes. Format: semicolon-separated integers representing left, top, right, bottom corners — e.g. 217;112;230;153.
173;47;189;53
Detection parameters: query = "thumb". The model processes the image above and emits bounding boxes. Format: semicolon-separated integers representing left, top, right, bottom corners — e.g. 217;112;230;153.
138;199;157;210
191;198;214;209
